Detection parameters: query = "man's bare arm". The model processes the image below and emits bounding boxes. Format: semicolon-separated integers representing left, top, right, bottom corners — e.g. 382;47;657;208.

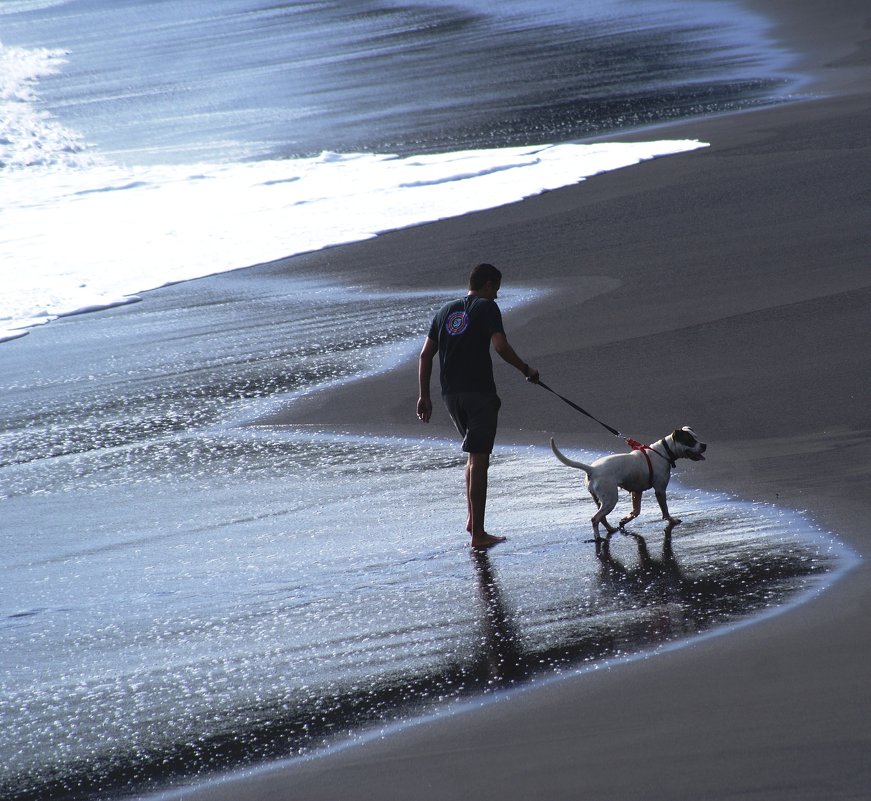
417;336;438;421
492;332;539;383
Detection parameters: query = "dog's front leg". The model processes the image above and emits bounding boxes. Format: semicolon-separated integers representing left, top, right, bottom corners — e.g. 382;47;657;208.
619;492;642;529
655;490;681;527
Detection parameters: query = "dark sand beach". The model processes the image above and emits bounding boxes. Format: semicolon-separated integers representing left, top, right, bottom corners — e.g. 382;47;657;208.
164;0;871;798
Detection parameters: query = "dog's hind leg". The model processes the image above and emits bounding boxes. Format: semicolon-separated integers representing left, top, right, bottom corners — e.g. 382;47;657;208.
619;491;642;529
590;485;620;539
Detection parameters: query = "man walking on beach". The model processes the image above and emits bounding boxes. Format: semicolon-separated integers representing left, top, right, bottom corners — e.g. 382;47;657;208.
417;263;539;548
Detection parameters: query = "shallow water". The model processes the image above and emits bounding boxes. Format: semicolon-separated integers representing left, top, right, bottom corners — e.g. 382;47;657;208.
0;428;845;800
0;276;851;801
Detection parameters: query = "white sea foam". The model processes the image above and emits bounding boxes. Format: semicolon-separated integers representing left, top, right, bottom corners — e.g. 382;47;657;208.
0;43;709;342
0;139;707;341
0;41;94;171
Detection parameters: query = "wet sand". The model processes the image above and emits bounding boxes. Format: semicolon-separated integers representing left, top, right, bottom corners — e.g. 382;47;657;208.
170;0;871;797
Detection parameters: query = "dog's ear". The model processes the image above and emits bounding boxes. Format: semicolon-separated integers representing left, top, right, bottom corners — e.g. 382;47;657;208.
673;428;696;446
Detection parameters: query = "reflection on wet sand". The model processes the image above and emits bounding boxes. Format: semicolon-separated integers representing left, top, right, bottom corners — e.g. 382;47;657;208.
595;527;691;643
470;549;524;687
2;422;839;801
598;528;684;603
4;517;835;801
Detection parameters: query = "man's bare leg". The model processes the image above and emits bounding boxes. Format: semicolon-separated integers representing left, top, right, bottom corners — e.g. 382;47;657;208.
465;452;505;548
465;457;473;533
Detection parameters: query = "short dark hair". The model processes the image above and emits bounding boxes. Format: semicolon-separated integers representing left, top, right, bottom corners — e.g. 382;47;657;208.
468;263;502;290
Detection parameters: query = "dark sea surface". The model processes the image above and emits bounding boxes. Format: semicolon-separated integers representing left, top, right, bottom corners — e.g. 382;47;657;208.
0;2;850;800
1;0;797;165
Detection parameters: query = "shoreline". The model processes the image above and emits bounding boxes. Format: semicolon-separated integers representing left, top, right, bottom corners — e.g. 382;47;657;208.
167;0;871;798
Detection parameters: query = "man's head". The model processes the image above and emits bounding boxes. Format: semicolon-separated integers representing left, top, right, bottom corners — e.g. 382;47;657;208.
468;263;502;297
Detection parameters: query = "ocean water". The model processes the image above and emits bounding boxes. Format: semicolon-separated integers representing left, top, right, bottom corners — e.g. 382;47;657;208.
0;0;798;341
0;2;844;800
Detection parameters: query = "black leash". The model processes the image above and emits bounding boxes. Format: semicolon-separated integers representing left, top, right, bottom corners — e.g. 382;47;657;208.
538;380;679;467
536;380;624;439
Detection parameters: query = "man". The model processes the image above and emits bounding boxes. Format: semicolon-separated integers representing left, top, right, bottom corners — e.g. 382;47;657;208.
417;263;540;548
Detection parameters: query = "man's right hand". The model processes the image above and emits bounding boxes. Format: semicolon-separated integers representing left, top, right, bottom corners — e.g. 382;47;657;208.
417;397;432;422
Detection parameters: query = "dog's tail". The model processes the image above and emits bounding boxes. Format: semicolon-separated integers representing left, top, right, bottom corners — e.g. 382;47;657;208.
550;438;593;474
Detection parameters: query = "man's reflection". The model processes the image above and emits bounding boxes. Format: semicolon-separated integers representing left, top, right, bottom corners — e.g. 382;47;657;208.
470;548;523;686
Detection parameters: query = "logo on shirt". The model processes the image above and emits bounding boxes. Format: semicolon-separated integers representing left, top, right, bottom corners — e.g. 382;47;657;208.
445;310;469;336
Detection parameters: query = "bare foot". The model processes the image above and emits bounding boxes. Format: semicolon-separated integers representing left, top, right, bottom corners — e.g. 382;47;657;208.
470;532;506;549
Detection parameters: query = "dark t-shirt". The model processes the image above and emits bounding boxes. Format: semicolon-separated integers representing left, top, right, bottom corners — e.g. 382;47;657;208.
428;296;505;395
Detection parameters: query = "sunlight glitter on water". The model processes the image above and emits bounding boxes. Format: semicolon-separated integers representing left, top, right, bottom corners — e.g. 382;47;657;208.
0;426;852;800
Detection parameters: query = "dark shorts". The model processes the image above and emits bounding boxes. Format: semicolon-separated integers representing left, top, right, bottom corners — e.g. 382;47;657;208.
443;392;501;454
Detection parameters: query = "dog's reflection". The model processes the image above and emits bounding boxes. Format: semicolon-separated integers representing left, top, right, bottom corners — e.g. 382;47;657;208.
596;527;691;638
467;528;695;686
470;549;523;686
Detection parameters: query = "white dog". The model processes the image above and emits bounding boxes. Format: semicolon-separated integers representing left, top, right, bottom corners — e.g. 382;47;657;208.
550;428;706;540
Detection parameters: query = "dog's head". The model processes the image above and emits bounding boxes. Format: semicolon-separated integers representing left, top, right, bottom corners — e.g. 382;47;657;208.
671;427;707;461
